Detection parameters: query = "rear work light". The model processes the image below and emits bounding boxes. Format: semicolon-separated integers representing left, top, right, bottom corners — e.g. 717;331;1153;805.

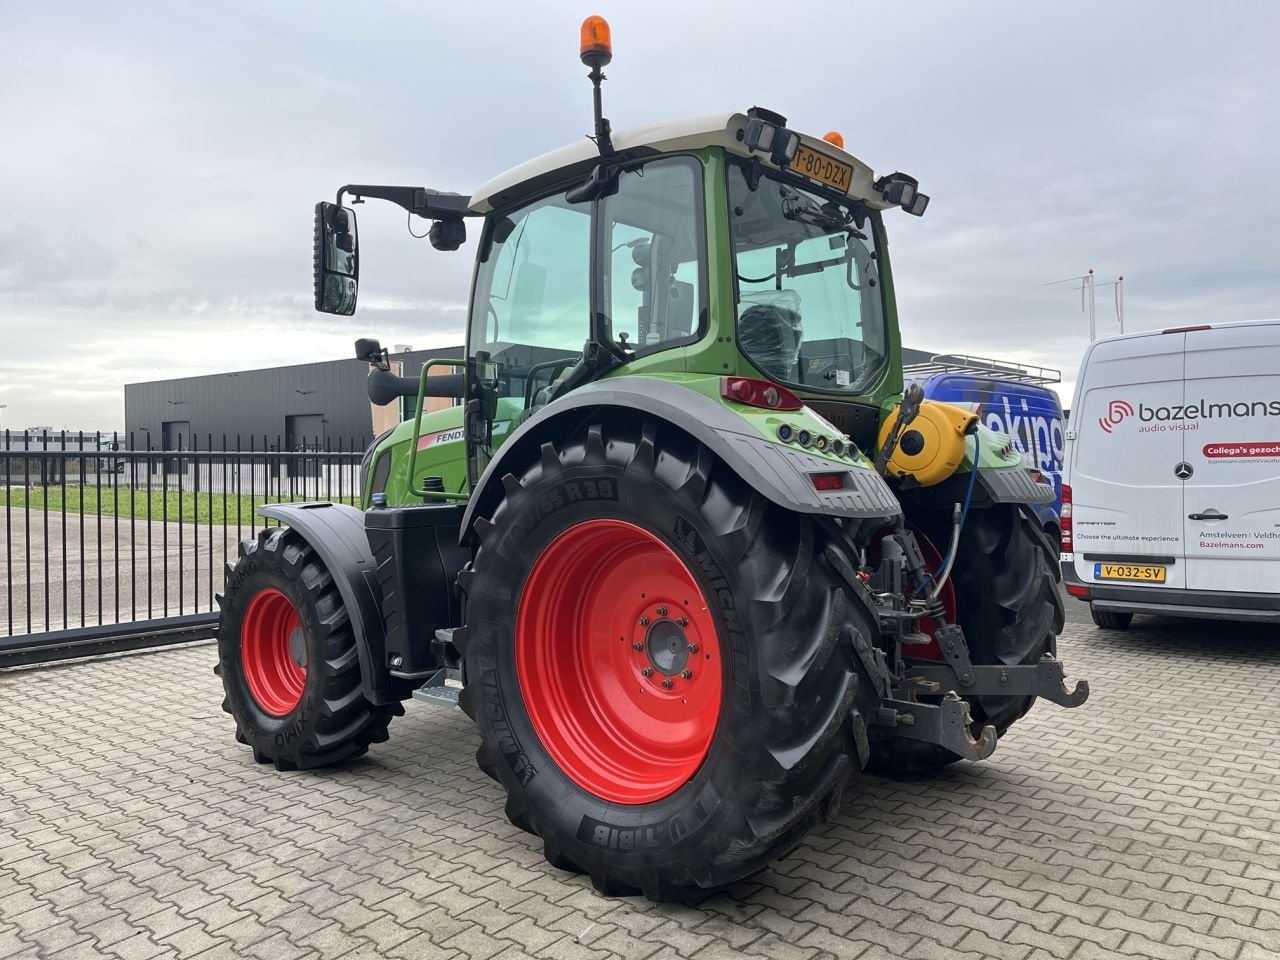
720;377;803;411
810;472;845;491
1061;483;1073;552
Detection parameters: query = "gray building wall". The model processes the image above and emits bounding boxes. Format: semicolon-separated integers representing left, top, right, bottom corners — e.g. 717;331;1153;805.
124;346;462;452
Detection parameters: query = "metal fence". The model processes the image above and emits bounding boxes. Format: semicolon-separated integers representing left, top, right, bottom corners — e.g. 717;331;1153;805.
1;430;367;664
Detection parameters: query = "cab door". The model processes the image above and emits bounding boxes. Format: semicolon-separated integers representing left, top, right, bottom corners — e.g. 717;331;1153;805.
1070;332;1186;589
1181;324;1280;593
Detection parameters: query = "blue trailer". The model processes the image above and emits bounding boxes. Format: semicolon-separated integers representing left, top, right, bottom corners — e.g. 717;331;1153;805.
904;354;1066;540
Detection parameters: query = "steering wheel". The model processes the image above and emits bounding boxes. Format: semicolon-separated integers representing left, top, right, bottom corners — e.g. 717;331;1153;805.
523;357;579;410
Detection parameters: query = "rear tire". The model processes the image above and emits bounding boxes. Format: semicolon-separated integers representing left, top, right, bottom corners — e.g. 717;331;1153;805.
456;419;878;901
1090;606;1133;630
216;528;402;771
870;504;1063;774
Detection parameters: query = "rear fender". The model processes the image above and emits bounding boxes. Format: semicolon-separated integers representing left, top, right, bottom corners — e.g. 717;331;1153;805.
257;502;397;705
459;377;902;540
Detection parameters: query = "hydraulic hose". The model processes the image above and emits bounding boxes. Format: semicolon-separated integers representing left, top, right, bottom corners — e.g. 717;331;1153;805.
929;429;979;601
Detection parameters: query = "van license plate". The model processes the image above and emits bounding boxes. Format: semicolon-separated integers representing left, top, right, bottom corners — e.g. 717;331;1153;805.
1094;563;1167;583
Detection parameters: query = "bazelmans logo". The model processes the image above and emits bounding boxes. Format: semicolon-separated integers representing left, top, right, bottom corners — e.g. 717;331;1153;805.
1099;397;1280;433
1098;400;1134;433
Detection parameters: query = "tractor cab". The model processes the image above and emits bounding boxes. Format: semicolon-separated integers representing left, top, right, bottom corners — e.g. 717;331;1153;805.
314;41;934;489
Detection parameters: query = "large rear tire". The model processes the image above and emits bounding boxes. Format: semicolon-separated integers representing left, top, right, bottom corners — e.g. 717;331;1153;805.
216;528;402;770
456;419;878;901
870;504;1063;774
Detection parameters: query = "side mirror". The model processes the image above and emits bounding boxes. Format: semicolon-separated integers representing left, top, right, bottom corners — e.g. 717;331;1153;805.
354;338;385;364
314;202;359;315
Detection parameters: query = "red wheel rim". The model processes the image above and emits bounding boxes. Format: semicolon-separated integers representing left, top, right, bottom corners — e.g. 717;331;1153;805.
516;519;723;804
241;587;307;716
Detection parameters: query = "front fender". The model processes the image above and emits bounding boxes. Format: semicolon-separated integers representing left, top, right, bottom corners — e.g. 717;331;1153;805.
257;502;398;705
459;377;902;540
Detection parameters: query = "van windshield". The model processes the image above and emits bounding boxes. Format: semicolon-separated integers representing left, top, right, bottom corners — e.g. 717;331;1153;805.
728;162;887;393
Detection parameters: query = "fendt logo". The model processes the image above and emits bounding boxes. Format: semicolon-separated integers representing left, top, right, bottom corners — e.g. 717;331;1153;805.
1098;400;1134;433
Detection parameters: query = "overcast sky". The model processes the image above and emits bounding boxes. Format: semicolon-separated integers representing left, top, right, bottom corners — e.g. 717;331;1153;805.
3;1;1278;431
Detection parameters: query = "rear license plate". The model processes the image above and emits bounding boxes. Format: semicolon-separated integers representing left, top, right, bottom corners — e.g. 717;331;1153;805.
1094;562;1167;583
789;144;853;193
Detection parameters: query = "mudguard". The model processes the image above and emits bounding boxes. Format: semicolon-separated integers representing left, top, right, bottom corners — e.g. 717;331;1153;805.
257;502;397;705
460;377;902;540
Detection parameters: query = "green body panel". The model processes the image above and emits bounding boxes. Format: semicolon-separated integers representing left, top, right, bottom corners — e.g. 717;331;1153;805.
369;397;523;506
362;145;1027;508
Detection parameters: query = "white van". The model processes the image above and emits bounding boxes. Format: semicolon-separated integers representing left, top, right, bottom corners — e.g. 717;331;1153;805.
1062;320;1280;628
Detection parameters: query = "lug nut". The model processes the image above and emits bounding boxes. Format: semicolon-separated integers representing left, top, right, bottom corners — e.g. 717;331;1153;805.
677;617;689;627
656;606;668;616
681;670;693;680
632;641;644;651
661;679;674;689
687;643;698;653
638;616;649;626
641;667;653;677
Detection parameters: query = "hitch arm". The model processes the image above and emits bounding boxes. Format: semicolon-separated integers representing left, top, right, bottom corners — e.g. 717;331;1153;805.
876;694;998;761
904;656;1090;708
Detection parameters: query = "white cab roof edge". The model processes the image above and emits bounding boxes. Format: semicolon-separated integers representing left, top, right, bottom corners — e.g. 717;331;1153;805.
469;112;889;214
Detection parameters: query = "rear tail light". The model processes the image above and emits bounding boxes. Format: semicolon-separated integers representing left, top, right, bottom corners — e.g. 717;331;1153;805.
1061;483;1073;552
810;472;845;491
1065;582;1089;598
720;377;803;411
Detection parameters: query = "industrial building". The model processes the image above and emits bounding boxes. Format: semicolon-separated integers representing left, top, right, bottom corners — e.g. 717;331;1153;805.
123;346;462;452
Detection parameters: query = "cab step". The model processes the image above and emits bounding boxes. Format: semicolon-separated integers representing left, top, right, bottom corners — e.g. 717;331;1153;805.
412;666;463;710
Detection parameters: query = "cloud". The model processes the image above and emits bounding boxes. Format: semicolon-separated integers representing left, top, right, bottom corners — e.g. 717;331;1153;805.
1;0;1278;430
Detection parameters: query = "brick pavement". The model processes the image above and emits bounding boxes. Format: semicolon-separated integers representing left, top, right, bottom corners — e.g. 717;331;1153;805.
1;599;1278;960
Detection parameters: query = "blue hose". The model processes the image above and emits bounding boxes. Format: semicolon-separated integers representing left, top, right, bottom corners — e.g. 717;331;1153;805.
916;430;979;596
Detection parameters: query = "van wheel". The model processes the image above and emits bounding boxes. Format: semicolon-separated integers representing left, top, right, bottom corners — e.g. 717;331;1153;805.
1090;606;1133;630
870;504;1063;774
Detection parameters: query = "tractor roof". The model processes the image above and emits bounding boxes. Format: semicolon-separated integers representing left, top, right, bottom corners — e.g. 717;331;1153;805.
469;112;890;215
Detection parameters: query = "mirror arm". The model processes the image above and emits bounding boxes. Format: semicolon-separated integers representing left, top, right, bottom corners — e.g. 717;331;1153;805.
336;184;474;221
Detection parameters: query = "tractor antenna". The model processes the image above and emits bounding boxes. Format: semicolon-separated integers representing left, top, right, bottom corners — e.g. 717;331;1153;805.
580;16;614;156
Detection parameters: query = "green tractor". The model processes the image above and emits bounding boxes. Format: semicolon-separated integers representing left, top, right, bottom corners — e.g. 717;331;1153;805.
216;17;1087;901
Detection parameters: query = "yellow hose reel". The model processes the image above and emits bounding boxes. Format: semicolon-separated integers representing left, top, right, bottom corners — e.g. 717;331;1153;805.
877;400;978;486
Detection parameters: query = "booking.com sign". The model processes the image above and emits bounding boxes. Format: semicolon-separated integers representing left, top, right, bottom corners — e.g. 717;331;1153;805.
1098;400;1134;433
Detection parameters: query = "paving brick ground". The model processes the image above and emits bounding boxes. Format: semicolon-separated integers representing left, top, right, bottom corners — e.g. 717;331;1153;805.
2;597;1278;960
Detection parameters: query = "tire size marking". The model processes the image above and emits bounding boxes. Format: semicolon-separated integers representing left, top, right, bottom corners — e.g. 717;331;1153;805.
274;709;309;748
498;479;618;557
674;517;751;715
480;658;537;786
578;781;721;850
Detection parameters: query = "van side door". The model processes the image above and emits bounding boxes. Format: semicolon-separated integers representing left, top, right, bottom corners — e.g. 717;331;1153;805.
1181;324;1280;593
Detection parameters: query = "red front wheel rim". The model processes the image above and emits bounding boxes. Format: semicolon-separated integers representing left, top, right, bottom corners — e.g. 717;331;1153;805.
516;518;723;804
241;587;307;716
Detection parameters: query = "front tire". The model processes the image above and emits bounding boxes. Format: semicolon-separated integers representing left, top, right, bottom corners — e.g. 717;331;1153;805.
456;419;877;901
871;504;1063;773
216;528;402;770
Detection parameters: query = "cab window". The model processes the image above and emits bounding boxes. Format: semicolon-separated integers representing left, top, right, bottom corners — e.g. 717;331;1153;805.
602;157;705;354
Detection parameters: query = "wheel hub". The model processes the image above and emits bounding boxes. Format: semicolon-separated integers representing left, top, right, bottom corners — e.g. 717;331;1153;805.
644;618;689;676
288;626;308;668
